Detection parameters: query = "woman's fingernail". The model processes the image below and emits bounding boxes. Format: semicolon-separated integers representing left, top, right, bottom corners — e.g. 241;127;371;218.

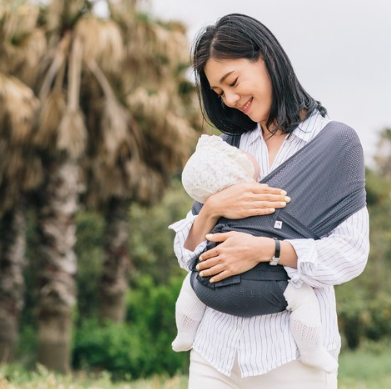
285;196;291;202
280;202;286;206
200;272;204;277
281;190;287;195
205;234;212;239
270;208;275;212
199;256;203;261
210;278;215;283
196;265;200;270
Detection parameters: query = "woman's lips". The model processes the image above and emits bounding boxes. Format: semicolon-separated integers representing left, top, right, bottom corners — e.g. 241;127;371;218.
241;97;253;114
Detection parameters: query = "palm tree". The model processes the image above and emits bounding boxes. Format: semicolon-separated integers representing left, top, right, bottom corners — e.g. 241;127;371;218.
30;0;94;372
1;0;201;371
0;1;44;361
33;0;201;370
80;1;202;322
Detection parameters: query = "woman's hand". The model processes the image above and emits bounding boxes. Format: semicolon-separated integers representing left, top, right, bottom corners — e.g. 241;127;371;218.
184;182;290;251
205;182;290;220
196;232;276;283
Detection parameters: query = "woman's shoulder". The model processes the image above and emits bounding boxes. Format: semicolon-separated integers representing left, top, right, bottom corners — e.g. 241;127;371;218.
323;121;360;141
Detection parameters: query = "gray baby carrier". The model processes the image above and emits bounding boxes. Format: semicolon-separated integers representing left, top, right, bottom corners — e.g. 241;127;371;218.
190;121;366;317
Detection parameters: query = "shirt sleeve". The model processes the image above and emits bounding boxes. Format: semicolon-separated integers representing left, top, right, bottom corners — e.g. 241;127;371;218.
168;210;208;271
284;207;369;288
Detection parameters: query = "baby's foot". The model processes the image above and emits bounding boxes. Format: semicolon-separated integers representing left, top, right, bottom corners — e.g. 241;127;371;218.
172;335;193;352
300;348;339;373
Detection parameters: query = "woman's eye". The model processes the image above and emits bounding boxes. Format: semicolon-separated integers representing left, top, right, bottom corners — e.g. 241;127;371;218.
229;78;238;87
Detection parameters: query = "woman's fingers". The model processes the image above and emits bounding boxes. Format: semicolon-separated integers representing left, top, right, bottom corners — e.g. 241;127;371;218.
252;184;287;195
205;181;291;219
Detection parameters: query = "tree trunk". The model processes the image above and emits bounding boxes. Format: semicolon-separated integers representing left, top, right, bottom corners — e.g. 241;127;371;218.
99;197;131;323
0;203;26;362
36;159;79;373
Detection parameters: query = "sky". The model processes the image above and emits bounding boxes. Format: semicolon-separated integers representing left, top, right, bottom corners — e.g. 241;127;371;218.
144;0;391;165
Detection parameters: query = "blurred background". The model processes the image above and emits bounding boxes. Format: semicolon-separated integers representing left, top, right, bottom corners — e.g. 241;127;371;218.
0;0;390;388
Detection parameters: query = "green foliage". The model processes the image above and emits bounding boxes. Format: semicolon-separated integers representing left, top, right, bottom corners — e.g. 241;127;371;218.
336;166;391;349
129;179;193;284
70;181;191;379
338;341;391;389
336;281;369;349
73;319;145;380
365;168;391;206
365;293;391;340
72;274;188;380
126;275;188;377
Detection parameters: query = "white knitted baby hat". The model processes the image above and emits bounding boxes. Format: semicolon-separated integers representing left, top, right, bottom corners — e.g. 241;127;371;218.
182;135;255;203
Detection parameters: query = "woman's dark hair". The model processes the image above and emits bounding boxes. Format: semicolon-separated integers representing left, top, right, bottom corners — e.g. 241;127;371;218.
192;13;327;135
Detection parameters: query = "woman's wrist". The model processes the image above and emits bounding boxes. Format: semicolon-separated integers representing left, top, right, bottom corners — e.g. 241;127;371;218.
278;240;298;268
256;237;298;269
203;193;221;219
256;237;276;263
184;200;219;251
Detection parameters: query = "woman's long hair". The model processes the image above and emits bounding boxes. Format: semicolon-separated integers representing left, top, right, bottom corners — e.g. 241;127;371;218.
193;13;327;135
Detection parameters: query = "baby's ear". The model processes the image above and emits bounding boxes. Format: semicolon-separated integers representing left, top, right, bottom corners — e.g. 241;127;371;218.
243;151;260;179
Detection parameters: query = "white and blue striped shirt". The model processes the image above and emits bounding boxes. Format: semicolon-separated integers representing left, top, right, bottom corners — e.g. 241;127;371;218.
169;112;369;377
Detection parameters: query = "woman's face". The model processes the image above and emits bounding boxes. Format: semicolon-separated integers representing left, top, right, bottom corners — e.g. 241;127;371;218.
204;56;273;128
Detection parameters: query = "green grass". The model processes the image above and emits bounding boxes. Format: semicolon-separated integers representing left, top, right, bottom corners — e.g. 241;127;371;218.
1;347;390;389
0;365;189;389
338;348;391;389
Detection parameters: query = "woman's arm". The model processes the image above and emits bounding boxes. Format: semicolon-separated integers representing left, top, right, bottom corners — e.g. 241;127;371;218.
170;182;290;271
195;233;298;283
285;207;369;287
196;207;369;285
184;182;290;251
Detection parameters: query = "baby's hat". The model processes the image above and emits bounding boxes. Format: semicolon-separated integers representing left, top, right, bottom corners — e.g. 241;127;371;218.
182;135;255;203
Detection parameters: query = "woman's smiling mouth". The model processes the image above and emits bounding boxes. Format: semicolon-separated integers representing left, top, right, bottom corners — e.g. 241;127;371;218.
240;97;253;114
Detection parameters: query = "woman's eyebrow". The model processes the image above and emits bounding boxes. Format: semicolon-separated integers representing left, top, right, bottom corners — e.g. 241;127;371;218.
210;71;235;89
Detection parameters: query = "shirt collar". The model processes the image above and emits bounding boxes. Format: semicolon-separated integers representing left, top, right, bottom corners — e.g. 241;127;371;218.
246;124;262;145
244;111;330;144
290;111;330;142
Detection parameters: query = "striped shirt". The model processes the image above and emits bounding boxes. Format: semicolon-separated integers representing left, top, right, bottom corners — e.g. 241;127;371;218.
169;112;370;377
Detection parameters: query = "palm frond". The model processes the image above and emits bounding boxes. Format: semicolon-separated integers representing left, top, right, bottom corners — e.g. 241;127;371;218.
88;60;142;164
75;17;124;72
39;33;71;100
0;2;45;84
57;36;87;159
35;90;66;149
0;72;39;145
57;110;87;160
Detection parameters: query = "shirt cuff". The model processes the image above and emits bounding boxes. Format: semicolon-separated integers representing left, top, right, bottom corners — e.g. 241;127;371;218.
169;211;208;270
284;238;318;287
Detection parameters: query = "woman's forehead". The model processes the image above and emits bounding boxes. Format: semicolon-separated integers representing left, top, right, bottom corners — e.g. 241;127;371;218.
204;58;250;85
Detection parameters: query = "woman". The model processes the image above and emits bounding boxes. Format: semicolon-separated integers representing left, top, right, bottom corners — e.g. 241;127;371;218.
170;13;369;389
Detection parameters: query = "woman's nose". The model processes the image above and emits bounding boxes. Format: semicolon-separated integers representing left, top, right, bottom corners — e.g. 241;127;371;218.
223;91;240;108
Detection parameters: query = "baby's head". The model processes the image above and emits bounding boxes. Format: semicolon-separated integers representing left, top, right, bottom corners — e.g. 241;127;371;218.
242;151;260;181
182;135;261;203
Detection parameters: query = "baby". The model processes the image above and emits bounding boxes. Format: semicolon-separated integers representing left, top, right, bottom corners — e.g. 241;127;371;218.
172;134;338;374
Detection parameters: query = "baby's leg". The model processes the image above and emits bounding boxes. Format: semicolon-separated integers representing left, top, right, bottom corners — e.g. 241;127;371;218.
172;273;206;352
284;282;338;373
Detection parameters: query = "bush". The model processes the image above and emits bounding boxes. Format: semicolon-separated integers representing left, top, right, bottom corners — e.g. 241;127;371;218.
72;274;189;380
337;281;391;349
73;319;146;380
129;179;193;284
